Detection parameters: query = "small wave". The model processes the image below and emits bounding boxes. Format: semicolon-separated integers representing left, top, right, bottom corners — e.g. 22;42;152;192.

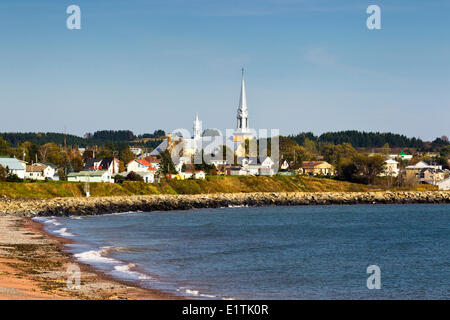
74;249;119;264
54;227;73;237
112;263;152;280
178;287;217;298
227;204;249;208
37;218;62;226
74;247;152;281
69;216;83;220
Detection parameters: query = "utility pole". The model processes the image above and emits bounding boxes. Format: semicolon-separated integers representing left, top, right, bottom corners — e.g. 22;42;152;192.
85;174;90;198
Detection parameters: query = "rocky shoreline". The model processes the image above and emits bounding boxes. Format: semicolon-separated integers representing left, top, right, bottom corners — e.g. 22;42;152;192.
0;191;449;216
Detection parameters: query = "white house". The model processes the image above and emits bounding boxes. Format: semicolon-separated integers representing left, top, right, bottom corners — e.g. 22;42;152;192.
85;158;120;174
437;177;450;191
39;163;58;179
25;164;48;180
380;159;399;177
141;156;161;170
261;157;275;169
0;157;26;179
182;170;206;179
242;157;276;176
67;170;114;183
280;160;289;170
130;147;143;156
406;161;442;171
127;159;155;173
227;167;248;176
136;171;156;183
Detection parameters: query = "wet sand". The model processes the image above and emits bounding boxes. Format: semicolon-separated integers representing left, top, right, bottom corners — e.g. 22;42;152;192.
0;216;180;300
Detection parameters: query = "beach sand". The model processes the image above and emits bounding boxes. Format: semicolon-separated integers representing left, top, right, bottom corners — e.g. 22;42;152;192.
0;216;180;300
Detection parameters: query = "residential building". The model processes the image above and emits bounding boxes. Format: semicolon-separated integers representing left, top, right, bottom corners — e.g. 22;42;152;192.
85;158;120;174
298;161;335;176
130;147;143;156
280;160;289;170
40;162;58;179
67;170;114;183
437;177;450;190
127;159;156;173
116;170;156;183
182;170;206;179
226;166;248;176
419;168;445;185
405;161;443;181
380;159;399;177
25;164;47;180
0;157;26;179
143;156;161;170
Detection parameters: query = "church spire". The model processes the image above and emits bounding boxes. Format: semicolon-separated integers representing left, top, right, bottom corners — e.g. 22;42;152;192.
193;113;201;139
236;68;249;132
239;68;247;110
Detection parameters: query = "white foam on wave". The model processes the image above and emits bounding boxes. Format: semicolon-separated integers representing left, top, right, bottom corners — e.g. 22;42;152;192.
112;263;152;280
178;287;217;298
74;248;119;264
227;204;249;208
54;227;73;237
33;217;61;226
74;247;152;281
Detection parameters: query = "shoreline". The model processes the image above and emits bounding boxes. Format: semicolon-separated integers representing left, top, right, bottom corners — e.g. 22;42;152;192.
0;215;181;300
1;191;449;217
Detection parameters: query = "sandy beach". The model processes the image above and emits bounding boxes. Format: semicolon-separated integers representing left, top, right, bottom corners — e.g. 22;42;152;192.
0;215;179;300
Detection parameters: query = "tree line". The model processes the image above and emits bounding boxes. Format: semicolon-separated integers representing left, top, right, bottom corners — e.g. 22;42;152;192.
0;130;166;148
288;130;440;150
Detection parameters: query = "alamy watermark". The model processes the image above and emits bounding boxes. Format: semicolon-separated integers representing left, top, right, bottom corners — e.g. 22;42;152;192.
367;5;381;30
366;265;381;289
168;128;280;172
66;5;81;30
66;264;81;290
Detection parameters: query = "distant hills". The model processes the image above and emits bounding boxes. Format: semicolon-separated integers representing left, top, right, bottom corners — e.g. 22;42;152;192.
0;130;166;149
289;130;448;151
0;130;447;152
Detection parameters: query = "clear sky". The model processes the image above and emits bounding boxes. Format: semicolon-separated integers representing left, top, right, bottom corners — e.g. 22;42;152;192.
0;0;449;141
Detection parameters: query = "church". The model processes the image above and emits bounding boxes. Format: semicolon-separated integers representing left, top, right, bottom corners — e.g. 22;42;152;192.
150;69;255;163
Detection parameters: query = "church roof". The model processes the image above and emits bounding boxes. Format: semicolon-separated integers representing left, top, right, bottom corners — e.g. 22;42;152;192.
238;68;247;110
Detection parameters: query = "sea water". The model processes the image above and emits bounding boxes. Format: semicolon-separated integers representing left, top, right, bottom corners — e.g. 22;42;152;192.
35;204;449;299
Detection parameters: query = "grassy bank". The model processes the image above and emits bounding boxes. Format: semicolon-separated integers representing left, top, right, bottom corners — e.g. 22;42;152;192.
0;175;436;199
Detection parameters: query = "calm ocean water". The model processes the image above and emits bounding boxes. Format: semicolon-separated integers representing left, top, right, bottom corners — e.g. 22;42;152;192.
35;204;449;299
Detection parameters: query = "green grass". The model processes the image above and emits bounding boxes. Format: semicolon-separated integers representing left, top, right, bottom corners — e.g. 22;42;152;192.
0;175;437;199
0;176;372;199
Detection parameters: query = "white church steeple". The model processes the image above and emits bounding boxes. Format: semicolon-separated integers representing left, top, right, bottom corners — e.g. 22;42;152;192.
237;68;249;132
193;113;202;139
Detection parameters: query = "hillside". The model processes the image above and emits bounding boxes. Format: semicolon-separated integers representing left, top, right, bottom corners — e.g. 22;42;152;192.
0;176;437;199
0;176;368;199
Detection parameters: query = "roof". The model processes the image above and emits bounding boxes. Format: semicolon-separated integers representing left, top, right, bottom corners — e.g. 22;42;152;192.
40;162;58;169
26;164;46;172
385;159;398;164
85;158;117;171
134;159;151;166
68;170;108;177
301;161;330;168
149;139;168;156
0;157;25;171
144;156;161;163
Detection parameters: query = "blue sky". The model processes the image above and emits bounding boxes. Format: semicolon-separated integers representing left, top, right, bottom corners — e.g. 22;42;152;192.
0;0;449;141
